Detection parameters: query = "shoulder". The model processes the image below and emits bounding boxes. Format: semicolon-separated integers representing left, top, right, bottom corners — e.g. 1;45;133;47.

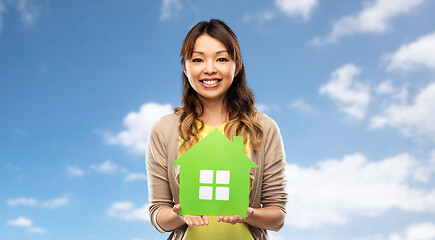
256;111;274;124
256;111;284;150
157;111;180;125
149;111;181;140
160;110;182;124
256;111;280;133
152;111;181;130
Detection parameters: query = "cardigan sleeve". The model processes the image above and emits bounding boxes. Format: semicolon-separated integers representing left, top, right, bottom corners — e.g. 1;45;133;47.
146;117;174;233
260;116;287;213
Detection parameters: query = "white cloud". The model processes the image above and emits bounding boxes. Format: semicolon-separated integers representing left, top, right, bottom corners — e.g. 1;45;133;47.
69;162;133;177
66;166;84;177
68;162;137;179
256;103;269;113
7;217;32;227
28;227;47;234
16;0;39;26
6;196;70;208
312;0;426;45
285;153;435;228
274;0;318;20
430;150;435;168
319;64;371;119
40;196;70;208
392;84;409;104
386;32;435;71
160;0;182;21
105;102;173;155
106;202;149;221
0;0;40;32
351;222;435;240
376;79;395;94
269;232;286;240
370;81;435;140
90;160;118;174
124;173;147;182
6;197;37;206
403;223;435;240
351;235;386;240
7;217;47;234
288;98;313;112
256;103;280;113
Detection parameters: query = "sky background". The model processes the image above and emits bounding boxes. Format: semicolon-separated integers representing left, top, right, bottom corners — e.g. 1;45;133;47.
1;0;435;239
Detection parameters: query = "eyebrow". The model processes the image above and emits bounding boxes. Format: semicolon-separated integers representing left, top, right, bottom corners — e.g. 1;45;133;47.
192;50;229;55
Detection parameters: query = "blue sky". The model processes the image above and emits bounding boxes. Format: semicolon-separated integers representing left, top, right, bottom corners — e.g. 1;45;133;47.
1;0;435;239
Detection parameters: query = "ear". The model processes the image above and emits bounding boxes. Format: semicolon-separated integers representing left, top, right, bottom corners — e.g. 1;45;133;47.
234;65;241;77
183;63;188;77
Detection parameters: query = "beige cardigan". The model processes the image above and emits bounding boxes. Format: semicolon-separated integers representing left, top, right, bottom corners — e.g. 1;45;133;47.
146;111;287;240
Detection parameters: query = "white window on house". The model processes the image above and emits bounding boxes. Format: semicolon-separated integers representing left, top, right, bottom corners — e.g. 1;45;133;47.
198;170;230;201
216;170;230;184
198;186;213;200
215;187;229;200
200;170;214;184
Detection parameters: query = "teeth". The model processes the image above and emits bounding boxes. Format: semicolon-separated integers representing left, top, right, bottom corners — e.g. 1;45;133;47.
203;80;219;85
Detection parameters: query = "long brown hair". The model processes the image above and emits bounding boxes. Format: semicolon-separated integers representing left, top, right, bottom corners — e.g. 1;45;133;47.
175;19;263;155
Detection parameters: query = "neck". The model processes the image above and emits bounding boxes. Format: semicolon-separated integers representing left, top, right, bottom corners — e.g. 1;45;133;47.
198;97;227;127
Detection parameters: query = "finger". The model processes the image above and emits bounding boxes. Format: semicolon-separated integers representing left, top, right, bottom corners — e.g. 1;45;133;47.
183;216;193;226
173;204;181;214
234;216;243;223
191;216;201;226
247;207;254;216
217;216;223;222
203;215;209;225
232;216;243;224
196;215;205;226
222;216;232;224
223;216;231;223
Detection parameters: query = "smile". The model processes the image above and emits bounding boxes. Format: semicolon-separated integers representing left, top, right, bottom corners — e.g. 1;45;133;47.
200;79;222;88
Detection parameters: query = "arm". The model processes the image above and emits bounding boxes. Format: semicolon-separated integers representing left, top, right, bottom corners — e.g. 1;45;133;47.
257;118;287;230
146;118;210;232
217;206;285;231
157;205;210;230
244;206;285;231
156;206;188;230
217;117;287;231
146;118;182;232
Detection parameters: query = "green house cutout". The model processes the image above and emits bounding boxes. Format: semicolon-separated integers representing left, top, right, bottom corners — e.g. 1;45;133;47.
173;129;258;217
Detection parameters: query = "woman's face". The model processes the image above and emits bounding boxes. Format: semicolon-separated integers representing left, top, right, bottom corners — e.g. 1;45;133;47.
184;34;238;104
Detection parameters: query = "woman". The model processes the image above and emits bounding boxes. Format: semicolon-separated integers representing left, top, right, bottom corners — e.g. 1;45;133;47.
146;19;287;240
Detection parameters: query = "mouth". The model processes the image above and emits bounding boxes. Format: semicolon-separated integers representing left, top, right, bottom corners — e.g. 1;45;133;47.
200;78;222;88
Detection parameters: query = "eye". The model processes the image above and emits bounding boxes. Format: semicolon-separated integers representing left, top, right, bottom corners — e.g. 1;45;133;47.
191;58;203;62
217;58;228;62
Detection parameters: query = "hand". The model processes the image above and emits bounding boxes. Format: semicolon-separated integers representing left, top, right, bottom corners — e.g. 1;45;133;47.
216;207;255;225
172;204;209;227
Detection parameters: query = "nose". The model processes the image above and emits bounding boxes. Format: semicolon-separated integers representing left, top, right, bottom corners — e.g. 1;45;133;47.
203;60;217;74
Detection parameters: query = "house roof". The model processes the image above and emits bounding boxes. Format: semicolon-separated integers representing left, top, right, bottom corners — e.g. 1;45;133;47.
173;129;258;169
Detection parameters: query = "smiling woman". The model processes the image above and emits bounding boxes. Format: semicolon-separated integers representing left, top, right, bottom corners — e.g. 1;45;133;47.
146;19;287;240
183;34;237;111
